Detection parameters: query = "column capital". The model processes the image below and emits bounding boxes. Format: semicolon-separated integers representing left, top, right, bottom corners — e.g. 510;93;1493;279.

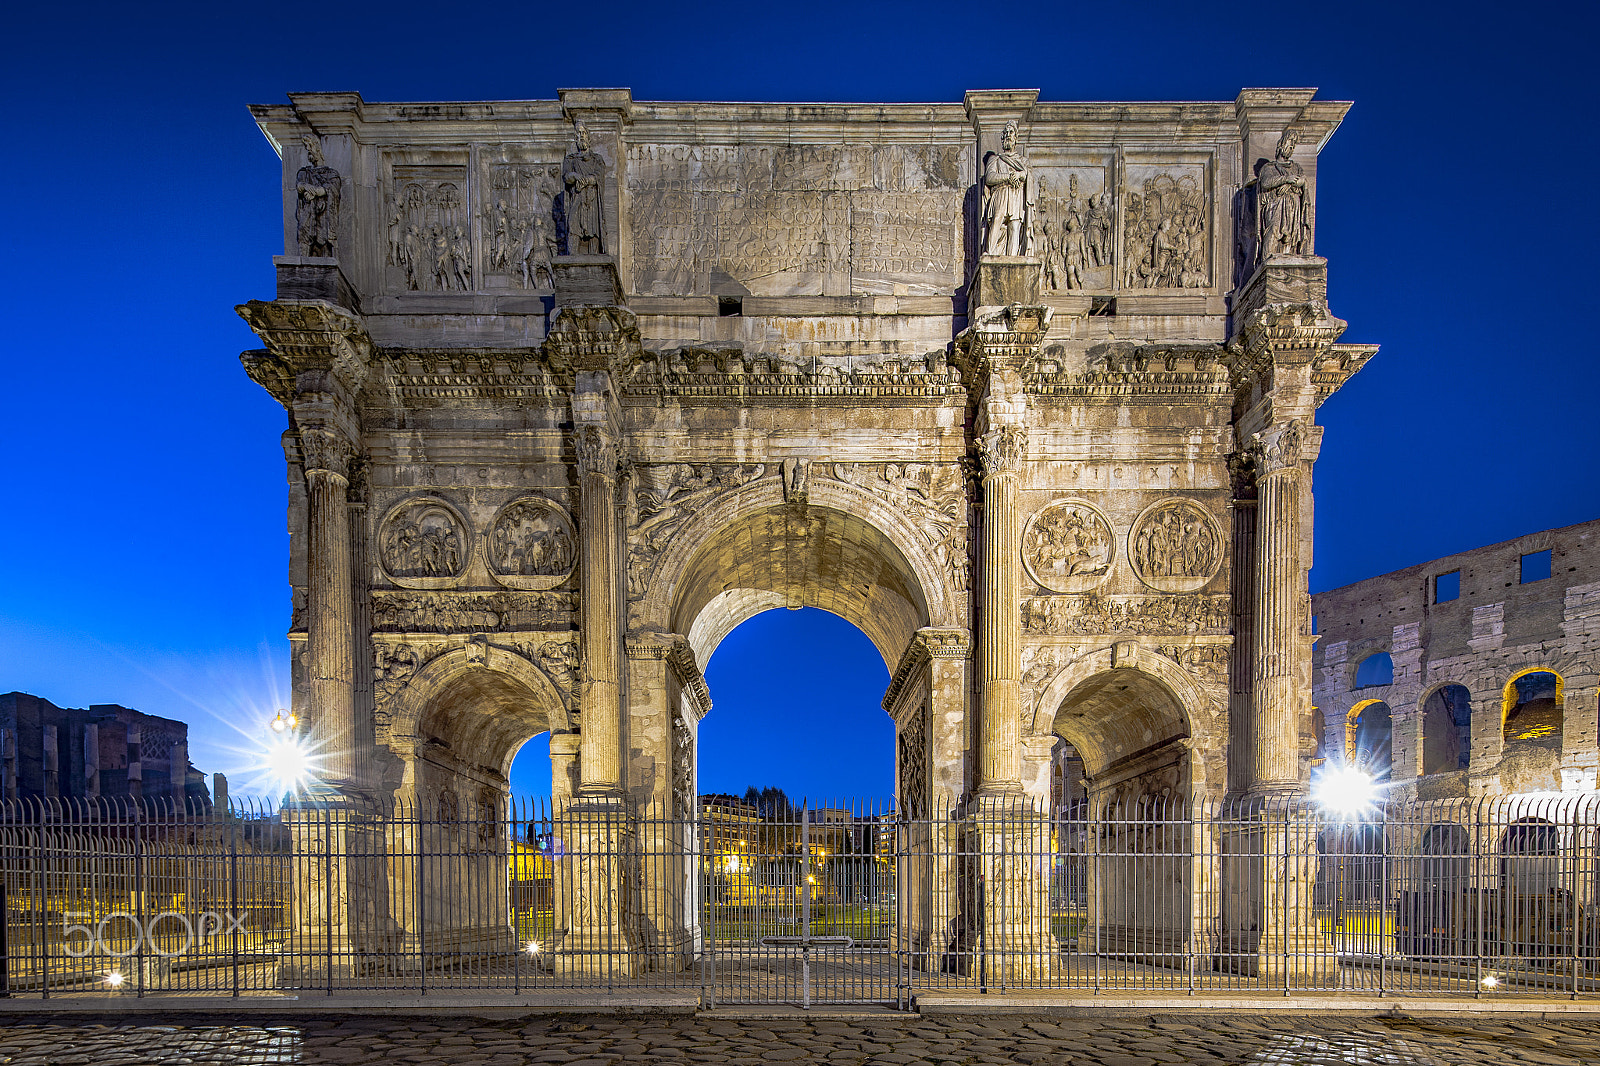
1247;418;1324;475
884;627;972;716
978;424;1028;479
297;425;355;481
574;423;619;481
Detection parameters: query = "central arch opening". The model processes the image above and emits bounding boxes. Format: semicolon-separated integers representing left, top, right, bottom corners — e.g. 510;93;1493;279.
698;607;892;800
663;499;939;972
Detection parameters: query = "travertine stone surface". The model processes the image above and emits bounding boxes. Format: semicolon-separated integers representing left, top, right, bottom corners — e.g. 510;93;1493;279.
239;86;1372;977
1313;519;1600;798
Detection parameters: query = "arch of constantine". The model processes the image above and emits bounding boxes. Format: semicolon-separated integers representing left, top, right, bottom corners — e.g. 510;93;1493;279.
237;87;1376;986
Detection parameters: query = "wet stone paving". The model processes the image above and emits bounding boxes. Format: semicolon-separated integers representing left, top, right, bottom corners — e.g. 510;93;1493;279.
0;1011;1598;1065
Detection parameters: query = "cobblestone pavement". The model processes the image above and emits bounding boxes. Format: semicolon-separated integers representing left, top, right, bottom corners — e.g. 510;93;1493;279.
1;1011;1598;1065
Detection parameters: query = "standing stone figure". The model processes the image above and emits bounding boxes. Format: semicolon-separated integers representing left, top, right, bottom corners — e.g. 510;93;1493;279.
1256;127;1309;259
563;121;606;255
981;121;1033;257
295;133;342;258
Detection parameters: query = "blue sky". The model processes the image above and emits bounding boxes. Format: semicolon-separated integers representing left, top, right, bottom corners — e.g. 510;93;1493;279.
2;0;1595;799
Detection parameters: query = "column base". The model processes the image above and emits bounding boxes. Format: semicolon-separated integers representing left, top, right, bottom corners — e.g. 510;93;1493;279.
956;795;1056;985
553;798;644;979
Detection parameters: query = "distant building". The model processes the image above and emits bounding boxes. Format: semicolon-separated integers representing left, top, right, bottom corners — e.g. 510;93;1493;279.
0;692;212;810
1310;519;1599;799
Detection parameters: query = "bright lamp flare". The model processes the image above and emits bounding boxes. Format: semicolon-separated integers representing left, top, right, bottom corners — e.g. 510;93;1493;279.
262;734;313;793
104;971;124;987
1313;763;1378;818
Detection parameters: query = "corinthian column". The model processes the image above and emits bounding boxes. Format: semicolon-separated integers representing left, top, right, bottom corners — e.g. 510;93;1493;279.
977;424;1027;794
299;427;357;787
575;421;622;796
1249;420;1316;793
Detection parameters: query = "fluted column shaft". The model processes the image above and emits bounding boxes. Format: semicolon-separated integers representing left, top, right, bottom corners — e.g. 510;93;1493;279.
1250;444;1304;792
978;426;1025;793
303;434;356;786
577;424;622;795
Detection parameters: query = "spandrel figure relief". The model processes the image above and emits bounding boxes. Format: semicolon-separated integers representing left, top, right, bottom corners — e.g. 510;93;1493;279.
980;121;1034;257
379;497;471;587
295;134;342;258
562;121;606;255
1128;498;1223;593
1022;500;1114;593
488;497;577;590
1123;172;1209;289
1254;128;1310;261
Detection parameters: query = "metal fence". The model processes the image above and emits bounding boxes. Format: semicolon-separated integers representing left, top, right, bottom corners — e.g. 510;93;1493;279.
5;792;1600;1003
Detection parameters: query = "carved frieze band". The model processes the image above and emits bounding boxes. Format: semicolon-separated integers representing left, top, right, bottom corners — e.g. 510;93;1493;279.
371;590;576;633
1021;593;1230;635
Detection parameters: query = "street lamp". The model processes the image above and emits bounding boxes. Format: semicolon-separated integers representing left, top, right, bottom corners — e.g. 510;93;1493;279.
262;708;313;794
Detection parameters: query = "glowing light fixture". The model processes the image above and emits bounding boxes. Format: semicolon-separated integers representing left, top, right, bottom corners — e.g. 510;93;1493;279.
262;733;313;794
1481;973;1500;989
105;971;124;987
525;940;541;955
1312;763;1379;819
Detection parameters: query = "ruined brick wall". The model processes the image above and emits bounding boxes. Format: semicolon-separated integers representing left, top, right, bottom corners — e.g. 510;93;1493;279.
1311;519;1600;798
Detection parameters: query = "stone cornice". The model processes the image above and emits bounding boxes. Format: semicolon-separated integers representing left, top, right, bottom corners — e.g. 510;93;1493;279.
627;633;711;721
371;348;571;403
543;305;643;375
1024;342;1231;400
236;299;376;403
882;626;970;715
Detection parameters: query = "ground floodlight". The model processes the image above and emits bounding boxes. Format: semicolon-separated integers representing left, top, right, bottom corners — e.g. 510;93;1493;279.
1312;763;1378;818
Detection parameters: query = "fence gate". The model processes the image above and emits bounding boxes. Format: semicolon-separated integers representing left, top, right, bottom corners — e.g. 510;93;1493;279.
699;800;899;1006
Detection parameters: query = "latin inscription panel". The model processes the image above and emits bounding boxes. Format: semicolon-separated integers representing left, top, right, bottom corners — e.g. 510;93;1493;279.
627;144;969;297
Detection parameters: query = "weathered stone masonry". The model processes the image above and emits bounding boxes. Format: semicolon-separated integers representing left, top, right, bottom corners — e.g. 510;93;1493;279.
238;87;1375;976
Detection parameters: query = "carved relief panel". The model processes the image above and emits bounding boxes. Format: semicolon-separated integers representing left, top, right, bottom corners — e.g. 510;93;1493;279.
1022;499;1114;593
626;143;969;298
384;164;472;293
1029;154;1115;293
1127;498;1223;593
1121;158;1212;290
480;161;562;290
487;496;576;590
378;495;472;589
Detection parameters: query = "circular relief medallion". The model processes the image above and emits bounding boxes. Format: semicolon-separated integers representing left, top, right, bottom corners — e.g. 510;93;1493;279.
486;496;576;590
1022;499;1115;593
378;495;471;589
1128;497;1223;593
